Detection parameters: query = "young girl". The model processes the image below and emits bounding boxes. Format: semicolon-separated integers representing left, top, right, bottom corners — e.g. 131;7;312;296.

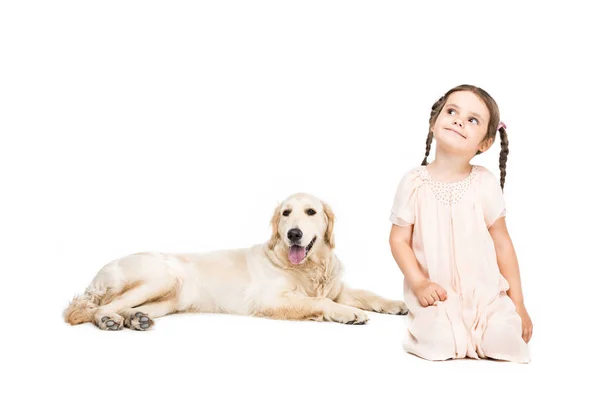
389;84;532;363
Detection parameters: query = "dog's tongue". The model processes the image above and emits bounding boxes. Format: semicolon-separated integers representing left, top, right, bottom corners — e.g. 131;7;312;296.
288;245;306;265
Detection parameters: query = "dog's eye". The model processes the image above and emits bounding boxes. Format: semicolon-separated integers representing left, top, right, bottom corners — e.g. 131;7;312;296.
306;208;316;216
282;210;291;217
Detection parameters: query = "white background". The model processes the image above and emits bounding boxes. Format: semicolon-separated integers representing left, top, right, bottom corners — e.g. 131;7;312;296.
1;1;598;399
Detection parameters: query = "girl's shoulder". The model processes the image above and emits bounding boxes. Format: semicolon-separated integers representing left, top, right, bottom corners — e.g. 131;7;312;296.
395;164;502;190
395;165;427;187
472;165;502;188
399;164;494;183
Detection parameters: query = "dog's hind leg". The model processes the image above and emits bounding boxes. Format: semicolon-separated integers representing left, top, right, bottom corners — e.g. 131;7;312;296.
93;282;177;331
120;297;179;331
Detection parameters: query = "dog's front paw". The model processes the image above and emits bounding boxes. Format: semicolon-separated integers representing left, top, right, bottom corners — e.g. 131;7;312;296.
375;300;409;315
327;307;369;325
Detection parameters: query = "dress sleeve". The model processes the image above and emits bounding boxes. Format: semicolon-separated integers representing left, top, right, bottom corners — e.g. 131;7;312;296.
478;167;506;228
390;168;421;227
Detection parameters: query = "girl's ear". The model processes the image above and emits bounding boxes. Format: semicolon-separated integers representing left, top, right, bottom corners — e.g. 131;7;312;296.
478;137;494;153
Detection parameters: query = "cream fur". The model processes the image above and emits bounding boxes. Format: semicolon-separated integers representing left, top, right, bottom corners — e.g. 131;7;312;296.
64;193;408;330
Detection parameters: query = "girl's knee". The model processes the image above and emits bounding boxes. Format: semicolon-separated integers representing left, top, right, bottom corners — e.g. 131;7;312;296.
406;318;457;360
480;322;528;362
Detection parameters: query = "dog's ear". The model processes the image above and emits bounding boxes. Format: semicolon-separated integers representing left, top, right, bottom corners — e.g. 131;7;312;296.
268;202;282;250
322;201;335;249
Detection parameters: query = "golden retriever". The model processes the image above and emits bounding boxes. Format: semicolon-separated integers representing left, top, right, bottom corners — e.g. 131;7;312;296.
64;193;408;330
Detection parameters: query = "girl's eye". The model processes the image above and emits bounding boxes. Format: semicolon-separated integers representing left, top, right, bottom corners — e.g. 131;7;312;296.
469;118;479;125
282;210;291;216
447;108;456;115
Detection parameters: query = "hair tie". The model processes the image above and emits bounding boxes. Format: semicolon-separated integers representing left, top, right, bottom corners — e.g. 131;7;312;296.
498;121;507;131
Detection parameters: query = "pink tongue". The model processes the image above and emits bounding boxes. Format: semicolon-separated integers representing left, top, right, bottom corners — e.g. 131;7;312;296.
288;245;306;264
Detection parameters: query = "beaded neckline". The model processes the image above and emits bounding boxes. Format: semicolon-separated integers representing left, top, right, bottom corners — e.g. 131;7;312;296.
419;165;478;206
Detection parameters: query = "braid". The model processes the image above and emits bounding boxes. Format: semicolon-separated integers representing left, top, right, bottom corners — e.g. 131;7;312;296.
421;131;433;166
499;127;509;190
422;96;445;166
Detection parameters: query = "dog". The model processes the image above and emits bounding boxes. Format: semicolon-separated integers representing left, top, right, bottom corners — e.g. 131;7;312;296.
64;193;408;330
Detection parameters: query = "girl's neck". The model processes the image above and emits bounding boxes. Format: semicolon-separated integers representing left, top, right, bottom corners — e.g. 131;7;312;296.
426;151;473;182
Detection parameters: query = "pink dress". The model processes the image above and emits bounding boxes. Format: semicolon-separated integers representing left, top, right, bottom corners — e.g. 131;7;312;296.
390;165;530;363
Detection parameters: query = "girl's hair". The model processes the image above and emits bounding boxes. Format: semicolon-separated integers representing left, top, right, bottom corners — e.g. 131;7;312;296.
421;84;509;190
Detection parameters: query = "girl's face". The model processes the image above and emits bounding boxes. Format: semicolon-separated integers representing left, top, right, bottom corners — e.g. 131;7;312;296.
431;91;492;157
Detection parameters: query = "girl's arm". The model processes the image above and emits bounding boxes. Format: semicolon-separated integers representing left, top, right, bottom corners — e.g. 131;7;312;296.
389;224;447;306
489;217;533;343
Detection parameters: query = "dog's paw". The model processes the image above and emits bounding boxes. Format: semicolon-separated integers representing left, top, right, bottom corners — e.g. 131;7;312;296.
375;300;409;315
328;307;369;325
125;312;154;331
96;314;124;331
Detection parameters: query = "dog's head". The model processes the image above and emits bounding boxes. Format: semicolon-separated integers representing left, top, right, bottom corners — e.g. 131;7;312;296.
267;193;335;265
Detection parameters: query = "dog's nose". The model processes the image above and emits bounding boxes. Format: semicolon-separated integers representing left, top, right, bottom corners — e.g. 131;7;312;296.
287;228;303;243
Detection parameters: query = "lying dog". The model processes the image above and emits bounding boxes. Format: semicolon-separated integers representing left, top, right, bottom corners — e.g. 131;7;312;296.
64;193;408;330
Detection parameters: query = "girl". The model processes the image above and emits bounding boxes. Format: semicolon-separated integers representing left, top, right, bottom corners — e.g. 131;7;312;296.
389;84;532;362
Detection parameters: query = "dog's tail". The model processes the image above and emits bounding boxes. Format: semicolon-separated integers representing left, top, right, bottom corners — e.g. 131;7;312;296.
63;290;102;325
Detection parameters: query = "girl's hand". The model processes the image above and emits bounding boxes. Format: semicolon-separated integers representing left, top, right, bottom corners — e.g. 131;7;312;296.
414;280;447;307
516;304;533;343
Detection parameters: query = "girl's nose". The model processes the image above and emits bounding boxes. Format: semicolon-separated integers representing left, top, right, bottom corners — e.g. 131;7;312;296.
453;119;463;128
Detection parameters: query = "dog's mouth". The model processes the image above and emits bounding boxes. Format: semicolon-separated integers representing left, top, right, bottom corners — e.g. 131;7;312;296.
288;236;317;265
